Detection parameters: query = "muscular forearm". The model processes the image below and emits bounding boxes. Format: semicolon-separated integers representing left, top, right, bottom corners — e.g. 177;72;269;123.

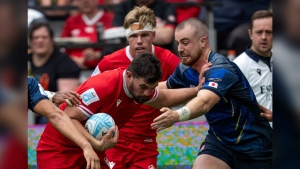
182;90;220;120
71;119;105;151
149;87;199;109
35;100;93;150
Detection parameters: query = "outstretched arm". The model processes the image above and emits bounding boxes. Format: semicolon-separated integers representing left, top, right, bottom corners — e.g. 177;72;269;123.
34;100;100;169
147;62;213;109
151;89;220;131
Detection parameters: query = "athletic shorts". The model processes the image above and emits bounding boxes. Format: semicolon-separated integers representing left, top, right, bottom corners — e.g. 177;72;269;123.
37;141;111;169
105;137;158;169
198;134;272;169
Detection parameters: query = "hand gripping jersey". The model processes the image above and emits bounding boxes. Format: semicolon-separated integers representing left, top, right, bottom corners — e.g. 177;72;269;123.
167;51;272;152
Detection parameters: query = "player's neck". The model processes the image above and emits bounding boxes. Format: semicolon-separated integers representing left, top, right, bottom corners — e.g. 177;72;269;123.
192;48;211;73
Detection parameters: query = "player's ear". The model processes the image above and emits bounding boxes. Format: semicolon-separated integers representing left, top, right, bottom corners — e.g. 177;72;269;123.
248;29;252;39
126;71;133;79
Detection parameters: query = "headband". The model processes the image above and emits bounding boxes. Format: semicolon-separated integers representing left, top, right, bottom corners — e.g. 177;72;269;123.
125;22;153;39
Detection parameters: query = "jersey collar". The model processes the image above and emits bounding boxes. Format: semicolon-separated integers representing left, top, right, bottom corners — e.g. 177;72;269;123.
207;50;215;62
126;45;155;61
82;10;104;26
122;69;133;98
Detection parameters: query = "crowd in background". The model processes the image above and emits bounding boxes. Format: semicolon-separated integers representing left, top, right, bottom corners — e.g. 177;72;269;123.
27;0;271;124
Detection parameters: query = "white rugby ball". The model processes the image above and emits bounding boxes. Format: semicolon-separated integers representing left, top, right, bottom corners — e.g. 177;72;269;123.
85;113;115;140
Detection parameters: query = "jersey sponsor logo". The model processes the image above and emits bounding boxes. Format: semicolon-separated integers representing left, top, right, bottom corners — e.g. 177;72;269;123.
81;88;100;105
256;68;261;76
208;82;218;89
208;78;222;82
104;157;115;169
116;99;122;107
260;85;272;101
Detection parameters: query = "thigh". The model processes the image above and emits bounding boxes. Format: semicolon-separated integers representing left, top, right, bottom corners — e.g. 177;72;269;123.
193;154;231;169
196;134;233;169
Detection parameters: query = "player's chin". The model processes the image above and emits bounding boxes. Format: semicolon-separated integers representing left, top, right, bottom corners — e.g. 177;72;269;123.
135;97;148;103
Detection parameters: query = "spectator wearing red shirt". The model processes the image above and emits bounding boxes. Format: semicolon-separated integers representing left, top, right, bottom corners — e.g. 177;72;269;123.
61;0;113;70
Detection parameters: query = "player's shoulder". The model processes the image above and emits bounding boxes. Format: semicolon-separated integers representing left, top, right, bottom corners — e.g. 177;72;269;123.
209;53;232;69
84;69;123;94
28;76;38;86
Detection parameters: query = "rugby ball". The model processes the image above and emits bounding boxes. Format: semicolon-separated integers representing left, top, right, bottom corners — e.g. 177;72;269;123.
85;113;115;140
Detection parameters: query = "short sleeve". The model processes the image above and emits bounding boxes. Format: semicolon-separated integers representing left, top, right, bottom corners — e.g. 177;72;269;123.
28;77;49;111
201;68;238;99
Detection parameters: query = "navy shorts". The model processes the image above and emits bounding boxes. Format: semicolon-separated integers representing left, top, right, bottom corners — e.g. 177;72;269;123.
198;134;272;169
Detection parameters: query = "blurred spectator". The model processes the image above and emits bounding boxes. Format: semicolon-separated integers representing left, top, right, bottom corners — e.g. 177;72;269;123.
273;0;300;168
200;0;271;56
166;0;202;24
112;0;177;53
98;0;125;4
61;0;114;70
233;10;273;125
28;22;80;92
28;22;80;124
40;0;71;20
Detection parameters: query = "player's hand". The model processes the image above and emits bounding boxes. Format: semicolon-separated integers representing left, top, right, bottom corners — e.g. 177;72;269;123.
93;126;119;152
259;104;273;122
83;145;100;169
151;107;178;131
83;48;102;61
197;62;212;90
53;91;81;107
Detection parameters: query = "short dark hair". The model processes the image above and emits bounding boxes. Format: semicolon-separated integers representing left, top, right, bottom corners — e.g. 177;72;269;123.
250;10;273;30
176;17;208;39
127;52;162;84
28;22;54;41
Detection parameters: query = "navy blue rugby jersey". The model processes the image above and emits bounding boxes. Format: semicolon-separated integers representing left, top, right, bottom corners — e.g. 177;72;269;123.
28;76;48;111
167;51;272;152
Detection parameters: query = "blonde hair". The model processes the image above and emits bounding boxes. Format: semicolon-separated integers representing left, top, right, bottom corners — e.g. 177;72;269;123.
123;6;156;29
